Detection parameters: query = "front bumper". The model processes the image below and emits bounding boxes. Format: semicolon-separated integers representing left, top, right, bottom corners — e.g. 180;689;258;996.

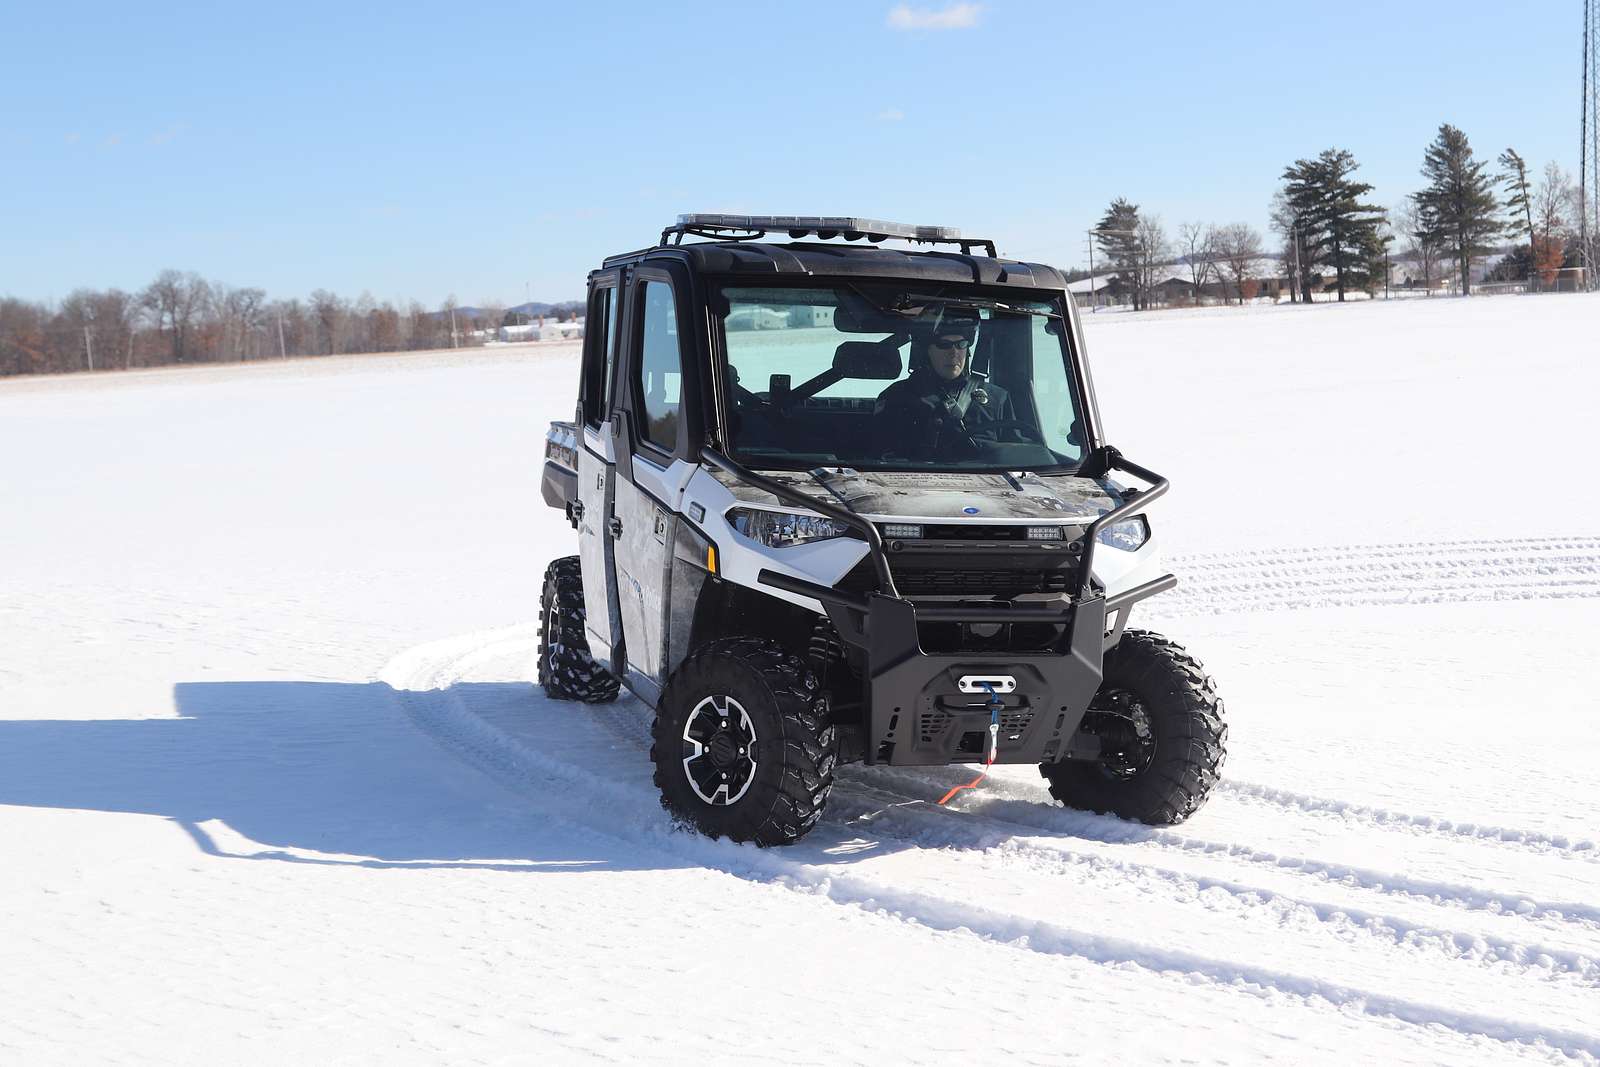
830;591;1107;766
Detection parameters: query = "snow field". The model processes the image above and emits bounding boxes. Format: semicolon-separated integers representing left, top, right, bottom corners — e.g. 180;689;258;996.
2;293;1599;1064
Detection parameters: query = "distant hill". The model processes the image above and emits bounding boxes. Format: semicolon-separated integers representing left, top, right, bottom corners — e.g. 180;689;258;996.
429;300;582;324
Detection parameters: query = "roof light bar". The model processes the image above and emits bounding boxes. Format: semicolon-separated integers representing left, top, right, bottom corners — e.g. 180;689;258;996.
678;214;962;241
662;214;996;257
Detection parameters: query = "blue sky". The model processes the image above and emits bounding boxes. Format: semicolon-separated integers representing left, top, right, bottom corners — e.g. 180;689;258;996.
1;0;1583;306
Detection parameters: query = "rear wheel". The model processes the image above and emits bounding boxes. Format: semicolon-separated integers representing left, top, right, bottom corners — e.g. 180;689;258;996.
650;638;836;846
1041;630;1226;824
537;556;619;703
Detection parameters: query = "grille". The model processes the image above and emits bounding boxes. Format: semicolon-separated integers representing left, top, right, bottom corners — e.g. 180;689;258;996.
898;567;1072;596
838;557;1074;597
1000;710;1034;736
919;709;1035;745
838;550;1075;601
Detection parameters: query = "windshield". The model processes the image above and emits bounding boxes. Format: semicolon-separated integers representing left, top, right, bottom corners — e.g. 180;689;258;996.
717;284;1086;471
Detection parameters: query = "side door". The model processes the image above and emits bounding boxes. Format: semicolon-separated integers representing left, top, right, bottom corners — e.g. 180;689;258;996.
610;268;695;697
576;269;624;661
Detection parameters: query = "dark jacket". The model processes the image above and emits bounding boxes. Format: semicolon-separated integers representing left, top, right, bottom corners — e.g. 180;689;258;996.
872;369;1016;457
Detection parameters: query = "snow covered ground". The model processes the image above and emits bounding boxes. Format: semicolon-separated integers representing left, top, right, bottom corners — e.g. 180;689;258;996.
3;293;1598;1064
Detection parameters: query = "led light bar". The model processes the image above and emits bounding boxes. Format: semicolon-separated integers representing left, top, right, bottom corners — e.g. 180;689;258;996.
678;214;963;242
881;523;924;539
1026;526;1063;541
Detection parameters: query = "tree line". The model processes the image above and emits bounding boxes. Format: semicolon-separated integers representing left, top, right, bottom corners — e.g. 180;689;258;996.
0;271;580;378
1091;122;1593;307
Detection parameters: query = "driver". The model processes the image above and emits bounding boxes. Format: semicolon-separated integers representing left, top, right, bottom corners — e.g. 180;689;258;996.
872;308;1017;457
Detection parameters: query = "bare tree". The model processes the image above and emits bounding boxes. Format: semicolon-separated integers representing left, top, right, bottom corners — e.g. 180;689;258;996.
56;289;135;370
0;298;52;375
139;270;211;363
1535;162;1573;242
2;268;552;377
309;290;349;355
1213;223;1265;305
207;285;267;361
1178;222;1218;303
1133;215;1171;309
1392;198;1441;290
1268;191;1312;302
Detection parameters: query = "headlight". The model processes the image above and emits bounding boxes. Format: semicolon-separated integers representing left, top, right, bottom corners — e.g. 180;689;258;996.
1096;517;1149;552
727;507;851;549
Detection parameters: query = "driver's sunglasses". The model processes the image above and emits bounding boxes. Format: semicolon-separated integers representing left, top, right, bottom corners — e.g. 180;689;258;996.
931;337;971;351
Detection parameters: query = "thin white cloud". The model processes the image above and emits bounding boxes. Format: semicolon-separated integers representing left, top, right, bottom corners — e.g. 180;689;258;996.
64;132;80;144
877;108;905;122
149;124;186;146
886;3;982;30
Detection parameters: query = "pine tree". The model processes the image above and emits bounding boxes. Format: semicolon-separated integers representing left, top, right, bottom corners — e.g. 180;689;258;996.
1094;198;1144;309
1414;124;1502;296
1280;148;1389;302
1498;148;1535;254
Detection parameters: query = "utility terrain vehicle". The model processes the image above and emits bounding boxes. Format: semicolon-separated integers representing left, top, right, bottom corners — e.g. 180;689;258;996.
539;214;1226;845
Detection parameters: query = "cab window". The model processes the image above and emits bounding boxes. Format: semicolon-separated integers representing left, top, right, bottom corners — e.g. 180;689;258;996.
636;281;682;451
581;285;617;427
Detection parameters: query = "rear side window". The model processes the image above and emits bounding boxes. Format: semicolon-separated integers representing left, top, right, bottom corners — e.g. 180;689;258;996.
581;285;617;426
636;281;682;451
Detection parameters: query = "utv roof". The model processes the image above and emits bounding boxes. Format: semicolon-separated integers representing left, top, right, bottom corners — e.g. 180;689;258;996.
598;214;1070;291
603;241;1068;290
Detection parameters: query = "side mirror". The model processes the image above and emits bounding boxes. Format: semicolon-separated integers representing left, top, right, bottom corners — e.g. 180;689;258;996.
832;341;902;380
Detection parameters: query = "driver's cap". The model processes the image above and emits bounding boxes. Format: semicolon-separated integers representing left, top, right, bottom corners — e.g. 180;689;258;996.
921;307;980;342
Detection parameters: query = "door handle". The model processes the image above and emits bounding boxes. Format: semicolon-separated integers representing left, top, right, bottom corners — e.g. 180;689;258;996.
608;516;623;538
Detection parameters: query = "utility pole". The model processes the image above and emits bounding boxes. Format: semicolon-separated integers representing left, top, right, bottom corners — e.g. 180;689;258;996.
83;325;94;371
449;306;459;349
1583;0;1600;290
1286;220;1299;303
276;311;287;358
1084;231;1096;311
1090;227;1140;310
1584;0;1591;290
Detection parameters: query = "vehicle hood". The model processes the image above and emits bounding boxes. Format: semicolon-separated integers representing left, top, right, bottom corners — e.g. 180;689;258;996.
711;468;1127;524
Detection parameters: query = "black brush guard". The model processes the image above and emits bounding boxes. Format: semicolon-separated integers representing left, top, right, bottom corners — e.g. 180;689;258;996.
701;447;1176;766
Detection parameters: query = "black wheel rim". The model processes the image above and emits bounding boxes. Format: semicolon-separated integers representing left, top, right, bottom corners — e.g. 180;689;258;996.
1088;687;1157;780
544;597;561;665
681;694;759;805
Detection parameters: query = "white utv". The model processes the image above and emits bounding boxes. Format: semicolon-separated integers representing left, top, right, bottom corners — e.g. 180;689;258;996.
538;215;1226;846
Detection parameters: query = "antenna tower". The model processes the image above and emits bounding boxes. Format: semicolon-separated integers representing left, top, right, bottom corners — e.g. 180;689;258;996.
1584;0;1600;289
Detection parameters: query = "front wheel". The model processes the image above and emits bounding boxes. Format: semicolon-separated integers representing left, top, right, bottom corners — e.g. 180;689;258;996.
1041;630;1227;824
650;638;837;846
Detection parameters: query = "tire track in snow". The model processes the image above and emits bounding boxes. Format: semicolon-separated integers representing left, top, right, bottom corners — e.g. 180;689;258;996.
1160;536;1600;616
823;780;1600;987
377;629;1600;1063
575;695;1600;964
856;764;1600;935
1217;778;1600;860
417;625;1600;944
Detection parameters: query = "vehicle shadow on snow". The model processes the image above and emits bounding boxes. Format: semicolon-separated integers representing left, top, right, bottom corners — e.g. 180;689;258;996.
0;678;1166;872
0;679;659;873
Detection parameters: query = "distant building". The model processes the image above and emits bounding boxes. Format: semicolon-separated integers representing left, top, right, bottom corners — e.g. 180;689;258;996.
497;318;585;342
